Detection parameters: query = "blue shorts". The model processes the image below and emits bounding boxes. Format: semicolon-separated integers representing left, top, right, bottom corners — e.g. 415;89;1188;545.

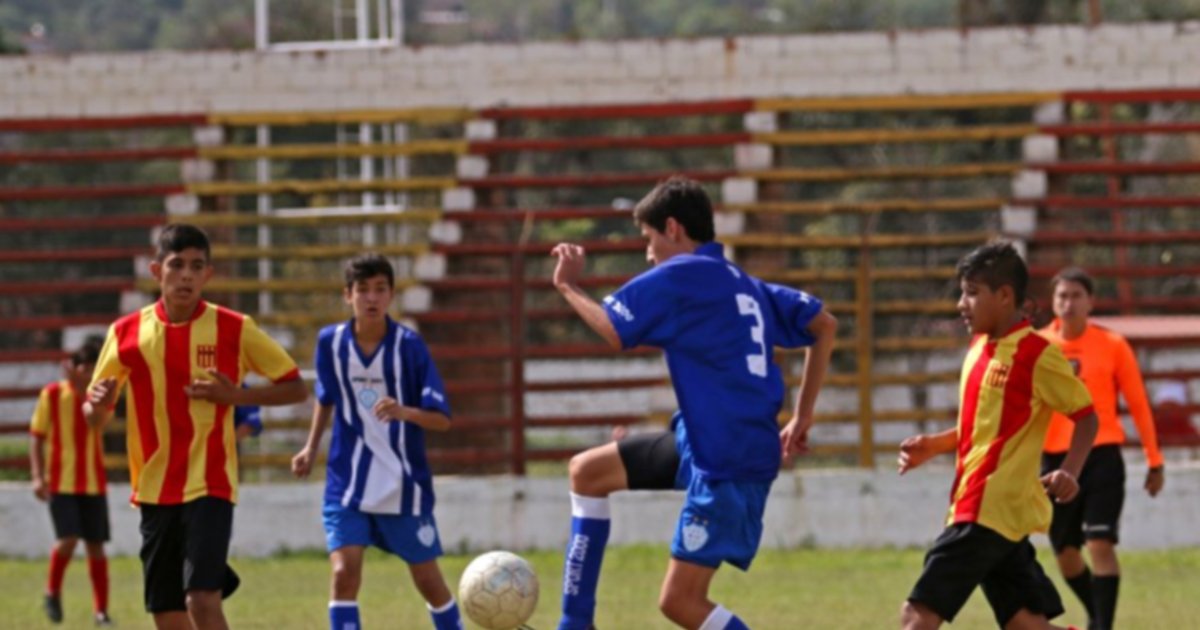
670;473;771;571
322;503;443;564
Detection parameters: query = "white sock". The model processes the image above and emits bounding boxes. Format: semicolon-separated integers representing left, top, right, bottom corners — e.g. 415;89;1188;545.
699;604;734;630
570;492;611;520
427;597;456;613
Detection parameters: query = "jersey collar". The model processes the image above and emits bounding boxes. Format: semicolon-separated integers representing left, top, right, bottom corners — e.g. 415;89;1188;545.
694;241;725;259
154;299;207;325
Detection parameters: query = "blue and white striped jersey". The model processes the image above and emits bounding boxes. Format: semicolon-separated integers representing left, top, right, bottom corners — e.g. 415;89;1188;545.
314;318;450;515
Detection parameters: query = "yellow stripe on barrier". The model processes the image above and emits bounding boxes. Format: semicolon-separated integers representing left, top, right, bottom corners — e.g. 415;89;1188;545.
811;371;960;387
199;140;468;161
748;163;1021;182
188;177;456;196
209;108;472;127
184;209;442;228
726;197;1004;215
754;124;1036;146
136;278;417;293
210;243;428;260
725;231;993;248
758;266;959;283
757;92;1061;112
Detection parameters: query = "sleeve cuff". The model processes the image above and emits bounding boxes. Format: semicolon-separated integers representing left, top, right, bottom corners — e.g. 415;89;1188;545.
1068;405;1095;422
272;367;301;384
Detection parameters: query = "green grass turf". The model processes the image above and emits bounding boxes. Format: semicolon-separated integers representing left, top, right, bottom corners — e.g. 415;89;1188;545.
2;545;1198;629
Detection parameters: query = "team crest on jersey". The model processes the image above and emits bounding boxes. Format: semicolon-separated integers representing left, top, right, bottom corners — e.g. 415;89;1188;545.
417;521;437;547
681;519;709;552
196;345;217;368
984;361;1010;388
357;388;379;409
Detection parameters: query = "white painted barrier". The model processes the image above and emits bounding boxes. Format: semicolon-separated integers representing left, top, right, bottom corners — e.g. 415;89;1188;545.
3;457;1198;558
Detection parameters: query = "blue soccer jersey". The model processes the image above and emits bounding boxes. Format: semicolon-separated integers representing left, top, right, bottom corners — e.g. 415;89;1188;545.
314;318;451;515
602;241;823;482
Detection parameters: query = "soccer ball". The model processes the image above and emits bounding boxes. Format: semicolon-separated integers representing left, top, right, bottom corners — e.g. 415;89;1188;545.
458;550;539;630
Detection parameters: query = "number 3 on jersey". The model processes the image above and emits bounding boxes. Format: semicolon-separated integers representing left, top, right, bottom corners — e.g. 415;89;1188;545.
736;293;768;377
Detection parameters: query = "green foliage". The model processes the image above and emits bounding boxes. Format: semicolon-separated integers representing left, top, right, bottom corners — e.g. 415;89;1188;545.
3;0;1200;53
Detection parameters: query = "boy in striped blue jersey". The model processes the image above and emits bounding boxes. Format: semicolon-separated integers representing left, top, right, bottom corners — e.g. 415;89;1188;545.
292;253;462;630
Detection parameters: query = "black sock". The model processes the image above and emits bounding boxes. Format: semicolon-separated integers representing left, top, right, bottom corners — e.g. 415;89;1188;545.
1065;567;1095;618
1093;574;1120;630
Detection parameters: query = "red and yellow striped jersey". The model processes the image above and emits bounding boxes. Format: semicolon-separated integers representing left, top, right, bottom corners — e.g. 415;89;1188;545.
947;321;1094;541
1039;320;1163;467
29;381;107;496
92;300;300;505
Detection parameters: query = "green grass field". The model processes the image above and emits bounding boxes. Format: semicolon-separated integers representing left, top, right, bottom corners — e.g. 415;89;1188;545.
2;545;1198;629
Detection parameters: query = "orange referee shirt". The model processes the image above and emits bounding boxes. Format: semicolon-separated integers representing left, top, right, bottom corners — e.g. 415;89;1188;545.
30;381;107;496
948;322;1094;542
1039;320;1164;467
92;300;300;505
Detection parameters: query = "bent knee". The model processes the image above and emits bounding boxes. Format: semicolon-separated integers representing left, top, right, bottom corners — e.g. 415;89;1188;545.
900;600;939;630
568;447;622;496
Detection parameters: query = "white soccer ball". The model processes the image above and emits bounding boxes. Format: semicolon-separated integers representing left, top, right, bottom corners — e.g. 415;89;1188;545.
458;550;539;630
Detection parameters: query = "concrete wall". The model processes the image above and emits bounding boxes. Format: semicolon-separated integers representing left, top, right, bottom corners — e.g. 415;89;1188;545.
3;22;1200;118
3;458;1198;558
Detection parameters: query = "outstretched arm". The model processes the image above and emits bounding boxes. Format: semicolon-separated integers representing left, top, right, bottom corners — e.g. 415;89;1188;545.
552;243;622;350
898;428;957;474
780;310;838;459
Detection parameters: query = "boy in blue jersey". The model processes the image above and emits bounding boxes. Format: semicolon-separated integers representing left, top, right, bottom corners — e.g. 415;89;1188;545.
551;177;838;630
291;253;462;630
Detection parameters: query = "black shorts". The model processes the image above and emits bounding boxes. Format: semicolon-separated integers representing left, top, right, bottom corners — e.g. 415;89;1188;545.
139;497;240;613
617;430;681;491
1042;444;1126;550
908;523;1064;626
49;494;110;543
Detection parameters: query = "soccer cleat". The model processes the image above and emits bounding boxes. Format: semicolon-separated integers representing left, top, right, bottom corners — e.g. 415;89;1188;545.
43;594;63;623
94;611;115;626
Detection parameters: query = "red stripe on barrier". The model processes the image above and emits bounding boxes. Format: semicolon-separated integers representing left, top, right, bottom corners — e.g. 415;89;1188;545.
1063;89;1200;104
447;207;632;222
1029;264;1200;279
1037;195;1200;209
0;350;69;363
1039;162;1200;176
0;114;208;133
0;388;41;400
1030;230;1200;245
0;215;164;232
1040;122;1200;137
0;247;147;263
0;147;197;165
0;183;184;202
469;132;751;154
4;315;118;330
0;279;134;295
461;170;734;188
434;240;644;256
478;99;755;120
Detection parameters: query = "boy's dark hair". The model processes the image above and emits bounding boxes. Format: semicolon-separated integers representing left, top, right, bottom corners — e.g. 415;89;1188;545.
956;241;1028;304
344;253;395;289
1051;266;1094;296
156;224;211;262
70;337;103;367
632;176;716;243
